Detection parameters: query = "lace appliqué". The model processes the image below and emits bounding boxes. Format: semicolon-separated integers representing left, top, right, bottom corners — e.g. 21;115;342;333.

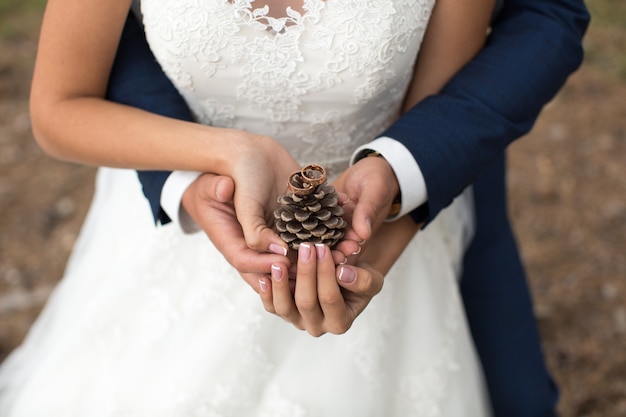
142;0;434;166
338;219;467;416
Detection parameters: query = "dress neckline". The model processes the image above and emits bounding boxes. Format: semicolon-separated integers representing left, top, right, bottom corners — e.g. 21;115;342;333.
228;0;327;34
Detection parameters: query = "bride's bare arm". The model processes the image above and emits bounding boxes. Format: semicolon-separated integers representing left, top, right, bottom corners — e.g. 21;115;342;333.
30;0;296;177
342;0;496;284
30;0;302;258
345;0;496;265
264;0;496;335
402;0;495;111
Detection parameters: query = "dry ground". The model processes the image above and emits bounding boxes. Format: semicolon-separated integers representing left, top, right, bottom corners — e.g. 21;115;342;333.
0;2;624;416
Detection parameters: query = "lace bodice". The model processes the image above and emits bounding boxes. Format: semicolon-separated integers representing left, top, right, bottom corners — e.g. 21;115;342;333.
0;3;494;415
141;0;434;176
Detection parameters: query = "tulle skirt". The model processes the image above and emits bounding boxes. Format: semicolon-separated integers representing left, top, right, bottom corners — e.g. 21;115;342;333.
0;168;491;416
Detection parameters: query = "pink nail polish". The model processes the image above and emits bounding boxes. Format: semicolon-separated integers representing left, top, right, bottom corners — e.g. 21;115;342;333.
338;266;356;284
271;264;283;281
259;278;268;292
315;244;325;260
299;243;312;261
269;243;288;256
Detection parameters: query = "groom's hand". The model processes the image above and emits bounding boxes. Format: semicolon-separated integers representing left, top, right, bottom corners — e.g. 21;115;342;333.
332;155;402;249
182;173;290;292
256;157;416;336
181;172;359;292
180;162;390;335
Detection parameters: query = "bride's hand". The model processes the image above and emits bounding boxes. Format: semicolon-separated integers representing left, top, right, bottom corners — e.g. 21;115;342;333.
183;172;357;292
222;131;300;255
219;130;360;260
182;139;361;295
257;243;383;336
258;216;420;336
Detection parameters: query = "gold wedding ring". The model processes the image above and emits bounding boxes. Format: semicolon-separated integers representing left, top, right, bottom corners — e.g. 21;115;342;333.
287;164;326;195
300;164;326;187
288;172;315;195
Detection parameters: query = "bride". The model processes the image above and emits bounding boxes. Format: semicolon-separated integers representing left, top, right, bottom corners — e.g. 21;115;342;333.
0;0;495;415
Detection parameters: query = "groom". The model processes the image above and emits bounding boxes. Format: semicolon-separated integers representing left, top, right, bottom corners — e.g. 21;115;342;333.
107;1;589;415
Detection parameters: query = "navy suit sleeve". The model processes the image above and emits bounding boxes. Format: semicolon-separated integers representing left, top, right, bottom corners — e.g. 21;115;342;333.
105;13;194;225
381;0;590;224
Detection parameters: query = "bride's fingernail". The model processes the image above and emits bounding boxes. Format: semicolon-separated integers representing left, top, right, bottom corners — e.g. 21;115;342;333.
259;278;269;292
299;243;312;262
269;243;287;256
271;264;283;282
351;245;362;256
314;244;325;260
338;266;356;284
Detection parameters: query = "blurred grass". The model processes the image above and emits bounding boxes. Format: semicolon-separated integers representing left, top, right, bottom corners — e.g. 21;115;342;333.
584;0;626;80
0;0;46;40
2;0;623;77
0;1;624;416
0;0;46;98
586;0;626;26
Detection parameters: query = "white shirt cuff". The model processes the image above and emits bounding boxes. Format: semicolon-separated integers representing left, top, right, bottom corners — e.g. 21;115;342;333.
350;137;427;221
161;171;203;233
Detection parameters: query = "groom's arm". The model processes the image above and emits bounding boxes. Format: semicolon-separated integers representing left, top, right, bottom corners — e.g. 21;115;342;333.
105;12;190;225
108;0;590;231
357;0;589;225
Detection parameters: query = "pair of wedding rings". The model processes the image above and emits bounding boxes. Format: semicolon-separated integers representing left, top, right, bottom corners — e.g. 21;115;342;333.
288;164;326;195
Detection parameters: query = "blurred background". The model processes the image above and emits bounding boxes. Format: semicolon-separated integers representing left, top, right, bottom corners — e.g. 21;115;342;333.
0;1;624;415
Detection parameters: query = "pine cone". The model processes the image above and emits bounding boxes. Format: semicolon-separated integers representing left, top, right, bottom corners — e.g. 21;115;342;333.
274;164;346;250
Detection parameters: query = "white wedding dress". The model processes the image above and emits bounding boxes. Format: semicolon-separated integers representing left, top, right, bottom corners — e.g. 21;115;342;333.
0;1;492;415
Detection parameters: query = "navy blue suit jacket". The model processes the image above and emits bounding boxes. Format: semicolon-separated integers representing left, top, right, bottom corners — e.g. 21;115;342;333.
113;0;589;228
106;1;589;416
384;0;589;225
